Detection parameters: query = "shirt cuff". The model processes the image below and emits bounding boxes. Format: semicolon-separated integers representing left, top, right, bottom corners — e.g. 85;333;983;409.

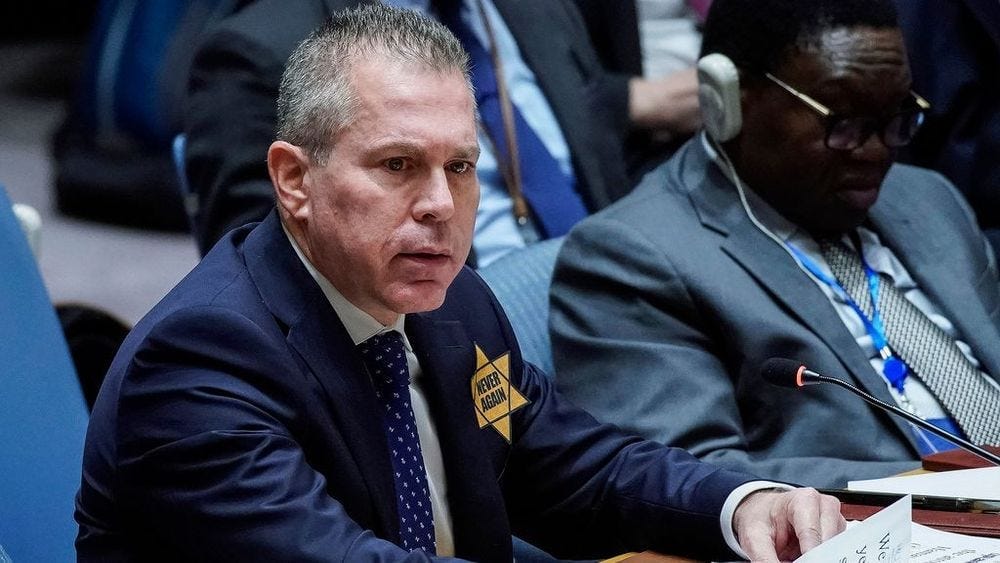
720;480;795;558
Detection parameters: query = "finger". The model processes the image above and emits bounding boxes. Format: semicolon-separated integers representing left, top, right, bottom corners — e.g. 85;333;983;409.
818;493;847;541
739;520;779;563
789;488;825;553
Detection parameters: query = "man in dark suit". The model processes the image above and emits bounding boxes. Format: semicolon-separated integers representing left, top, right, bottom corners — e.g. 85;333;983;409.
78;6;844;561
893;0;1000;257
183;0;701;265
551;0;1000;488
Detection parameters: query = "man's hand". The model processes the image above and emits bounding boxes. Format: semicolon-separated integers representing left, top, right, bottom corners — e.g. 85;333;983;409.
733;487;846;562
628;68;702;135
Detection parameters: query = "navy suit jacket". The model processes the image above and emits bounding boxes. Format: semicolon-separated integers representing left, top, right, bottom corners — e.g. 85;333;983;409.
76;212;755;562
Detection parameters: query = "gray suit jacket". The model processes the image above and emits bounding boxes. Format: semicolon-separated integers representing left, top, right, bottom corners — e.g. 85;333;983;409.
550;138;1000;487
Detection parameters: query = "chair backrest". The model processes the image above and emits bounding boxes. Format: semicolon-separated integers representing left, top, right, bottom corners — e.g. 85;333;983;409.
478;238;564;377
12;203;41;257
172;133;200;227
0;186;89;562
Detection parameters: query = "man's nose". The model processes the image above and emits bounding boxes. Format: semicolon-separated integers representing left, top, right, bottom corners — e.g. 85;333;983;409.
852;127;893;163
413;168;456;222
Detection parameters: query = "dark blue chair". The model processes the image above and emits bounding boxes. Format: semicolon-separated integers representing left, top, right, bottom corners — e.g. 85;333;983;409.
0;186;89;561
172;133;200;231
478;237;564;377
481;238;593;563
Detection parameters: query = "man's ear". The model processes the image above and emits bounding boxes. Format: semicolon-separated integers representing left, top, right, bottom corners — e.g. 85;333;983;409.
268;140;312;220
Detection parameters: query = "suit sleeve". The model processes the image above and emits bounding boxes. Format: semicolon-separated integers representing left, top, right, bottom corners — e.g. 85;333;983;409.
549;215;921;487
920;168;1000;326
183;26;286;255
557;0;633;145
110;306;461;562
500;359;753;562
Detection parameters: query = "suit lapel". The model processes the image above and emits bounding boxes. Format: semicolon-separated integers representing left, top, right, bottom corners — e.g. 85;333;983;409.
682;143;919;447
491;0;621;209
285;301;400;538
721;224;921;442
405;313;513;561
243;213;399;540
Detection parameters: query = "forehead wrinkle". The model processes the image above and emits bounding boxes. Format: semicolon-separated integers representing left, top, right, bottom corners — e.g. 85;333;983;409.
367;139;423;156
811;28;909;83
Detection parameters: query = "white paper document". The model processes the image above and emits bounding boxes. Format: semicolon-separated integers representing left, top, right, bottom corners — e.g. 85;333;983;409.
791;491;1000;563
795;495;911;562
910;522;1000;562
848;467;1000;501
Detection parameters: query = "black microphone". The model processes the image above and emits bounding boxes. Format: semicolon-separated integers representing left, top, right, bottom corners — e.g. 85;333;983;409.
760;357;1000;466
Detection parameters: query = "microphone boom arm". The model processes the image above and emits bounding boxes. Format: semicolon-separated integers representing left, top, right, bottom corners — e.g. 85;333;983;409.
812;372;1000;466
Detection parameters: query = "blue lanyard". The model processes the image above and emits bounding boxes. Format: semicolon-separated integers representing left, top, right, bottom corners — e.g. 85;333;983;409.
787;238;909;392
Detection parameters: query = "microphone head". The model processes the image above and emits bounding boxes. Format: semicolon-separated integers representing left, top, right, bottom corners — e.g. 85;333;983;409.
760;358;807;388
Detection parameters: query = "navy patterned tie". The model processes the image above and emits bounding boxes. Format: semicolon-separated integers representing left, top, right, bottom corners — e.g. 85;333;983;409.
358;331;436;553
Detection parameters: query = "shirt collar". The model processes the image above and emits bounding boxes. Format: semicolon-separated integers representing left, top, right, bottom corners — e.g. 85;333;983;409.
282;224;411;349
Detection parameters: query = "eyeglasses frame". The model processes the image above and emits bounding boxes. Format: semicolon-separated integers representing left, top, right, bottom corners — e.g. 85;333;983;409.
763;72;931;151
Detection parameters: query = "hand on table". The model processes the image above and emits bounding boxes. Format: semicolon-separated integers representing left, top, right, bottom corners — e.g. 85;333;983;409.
733;487;845;562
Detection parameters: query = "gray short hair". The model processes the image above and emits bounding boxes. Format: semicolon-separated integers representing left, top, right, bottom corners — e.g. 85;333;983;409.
276;3;472;164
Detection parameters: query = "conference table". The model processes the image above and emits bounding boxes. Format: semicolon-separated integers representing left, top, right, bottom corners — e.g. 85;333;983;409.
605;449;1000;562
606;553;695;562
609;500;1000;562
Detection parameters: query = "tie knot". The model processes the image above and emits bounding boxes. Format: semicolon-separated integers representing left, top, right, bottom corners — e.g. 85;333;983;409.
818;237;848;255
358;331;410;392
818;237;860;271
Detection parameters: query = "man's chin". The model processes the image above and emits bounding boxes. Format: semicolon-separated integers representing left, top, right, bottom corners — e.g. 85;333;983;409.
389;283;451;315
805;212;869;238
835;185;881;214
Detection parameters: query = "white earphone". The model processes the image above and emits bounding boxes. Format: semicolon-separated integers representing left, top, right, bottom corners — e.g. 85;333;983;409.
697;53;742;142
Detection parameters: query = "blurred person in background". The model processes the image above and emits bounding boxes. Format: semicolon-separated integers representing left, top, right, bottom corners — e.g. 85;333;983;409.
183;0;703;266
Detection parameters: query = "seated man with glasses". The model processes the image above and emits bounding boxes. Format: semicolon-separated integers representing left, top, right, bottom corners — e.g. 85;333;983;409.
550;0;1000;488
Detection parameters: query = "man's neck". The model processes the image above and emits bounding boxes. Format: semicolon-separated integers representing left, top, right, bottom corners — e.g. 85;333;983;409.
281;220;403;343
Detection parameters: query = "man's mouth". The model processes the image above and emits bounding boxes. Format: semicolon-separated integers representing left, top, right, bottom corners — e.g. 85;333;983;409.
397;251;451;267
836;173;884;210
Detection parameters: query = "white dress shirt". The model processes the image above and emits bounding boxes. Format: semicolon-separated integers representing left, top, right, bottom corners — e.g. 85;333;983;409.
636;0;703;79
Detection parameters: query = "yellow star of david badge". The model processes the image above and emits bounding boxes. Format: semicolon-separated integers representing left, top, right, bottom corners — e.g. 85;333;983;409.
471;344;529;443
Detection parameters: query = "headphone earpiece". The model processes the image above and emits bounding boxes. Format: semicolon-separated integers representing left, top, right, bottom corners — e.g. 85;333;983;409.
697;53;742;142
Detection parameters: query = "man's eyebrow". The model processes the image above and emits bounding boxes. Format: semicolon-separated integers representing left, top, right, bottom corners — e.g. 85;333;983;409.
365;141;479;160
368;140;422;156
453;145;481;160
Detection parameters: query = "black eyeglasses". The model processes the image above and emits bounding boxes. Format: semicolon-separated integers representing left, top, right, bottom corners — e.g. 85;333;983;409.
764;72;931;151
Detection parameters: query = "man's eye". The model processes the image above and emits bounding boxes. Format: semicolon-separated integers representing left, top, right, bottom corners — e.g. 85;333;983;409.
448;161;471;174
385;158;405;171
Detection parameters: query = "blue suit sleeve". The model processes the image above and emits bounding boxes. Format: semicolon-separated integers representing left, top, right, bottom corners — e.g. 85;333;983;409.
502;361;754;561
104;306;462;562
